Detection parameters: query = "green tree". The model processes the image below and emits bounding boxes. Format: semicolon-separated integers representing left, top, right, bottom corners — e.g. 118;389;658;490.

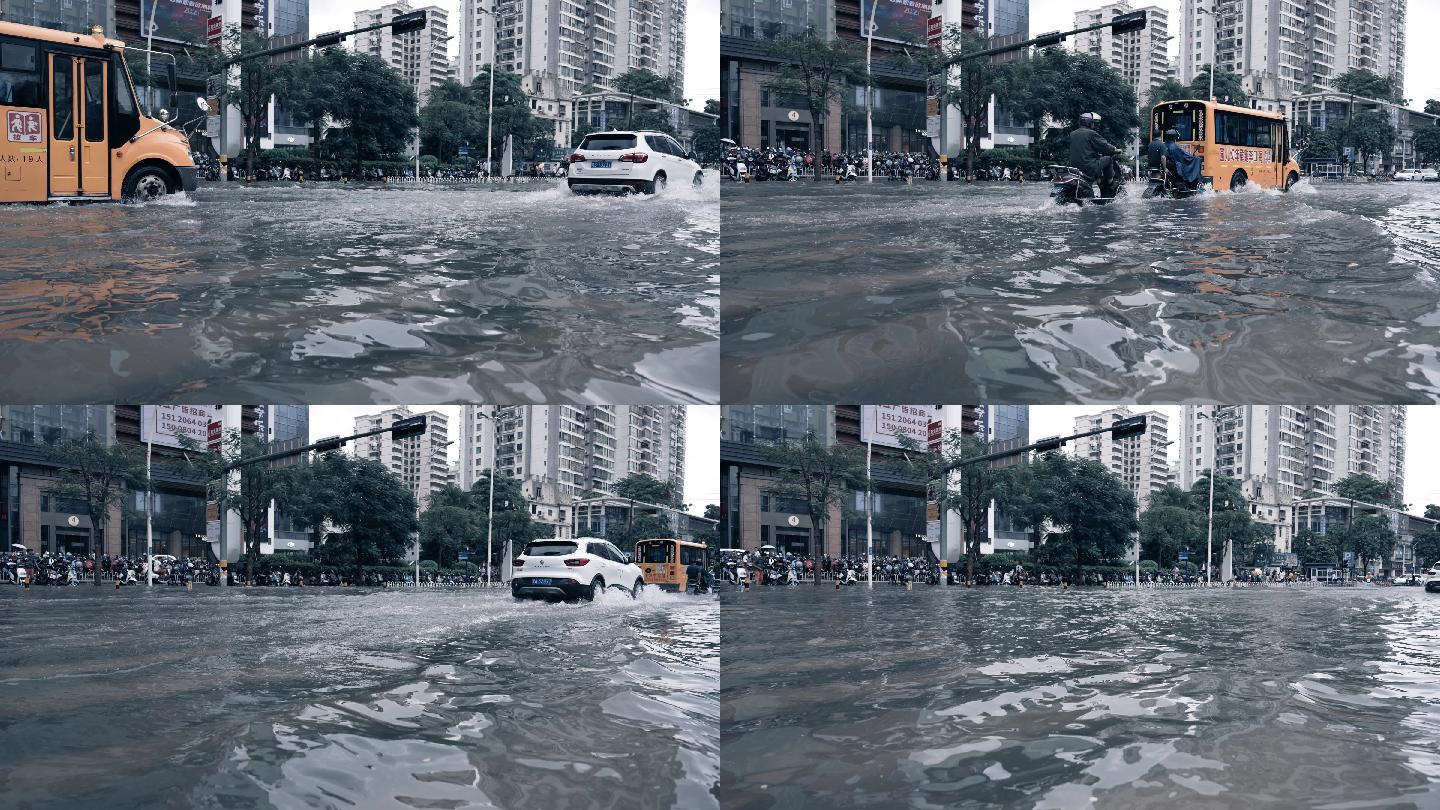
469;470;539;573
1039;52;1140;163
1413;527;1440;570
1425;100;1440;117
762;434;868;584
899;430;1014;585
1138;485;1201;567
937;30;1013;177
1145;77;1190;110
766;33;865;180
1333;473;1398;507
629;109;679;137
419;485;478;568
691;123;722;165
468;66;548;161
992;46;1068;157
1189;469;1267;578
177;431;295;586
1346;513;1396;574
44;434;147;585
1190;64;1248;106
1011;452;1138;584
419;79;482;162
612;473;680;507
613;68;680;103
703;98;720;116
325;53;419;172
1333;69;1401;103
201;26;294;180
692;504;721;563
280;46;352;152
1413;126;1440;167
1302;128;1343;164
1346;109;1396;170
289;452;419;579
1292;528;1338;569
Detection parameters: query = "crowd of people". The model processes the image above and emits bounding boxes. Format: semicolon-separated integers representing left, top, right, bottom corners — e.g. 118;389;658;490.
722;144;1115;185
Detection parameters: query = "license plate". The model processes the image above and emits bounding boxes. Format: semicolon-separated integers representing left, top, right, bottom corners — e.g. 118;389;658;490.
530;578;554;586
590;160;612;169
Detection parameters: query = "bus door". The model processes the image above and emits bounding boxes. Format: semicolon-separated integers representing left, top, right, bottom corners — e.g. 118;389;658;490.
78;57;107;195
47;53;78;195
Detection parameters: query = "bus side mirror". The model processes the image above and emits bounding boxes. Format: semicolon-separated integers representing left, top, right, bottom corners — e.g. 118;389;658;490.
166;63;177;93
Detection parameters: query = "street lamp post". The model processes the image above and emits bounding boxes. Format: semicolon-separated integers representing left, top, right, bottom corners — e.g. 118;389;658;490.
866;441;874;587
1197;409;1231;586
864;0;879;183
476;4;512;180
1195;5;1234;102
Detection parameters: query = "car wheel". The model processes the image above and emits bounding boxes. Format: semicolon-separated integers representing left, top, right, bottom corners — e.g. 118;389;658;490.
692;171;704;188
123;166;174;201
1283;171;1300;192
632;579;644;599
584;577;603;601
1229;170;1248;191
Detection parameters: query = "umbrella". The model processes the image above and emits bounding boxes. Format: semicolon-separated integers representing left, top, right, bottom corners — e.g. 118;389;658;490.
10;543;28;550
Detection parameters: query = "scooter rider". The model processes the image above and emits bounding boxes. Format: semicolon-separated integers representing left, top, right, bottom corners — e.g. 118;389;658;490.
1069;112;1123;197
1162;128;1203;187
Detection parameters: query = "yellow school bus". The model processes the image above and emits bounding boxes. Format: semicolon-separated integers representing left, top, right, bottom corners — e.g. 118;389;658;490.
0;20;198;203
1150;99;1302;193
634;538;707;592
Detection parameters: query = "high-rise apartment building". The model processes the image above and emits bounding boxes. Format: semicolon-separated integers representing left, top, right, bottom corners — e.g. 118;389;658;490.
459;406;686;504
1178;0;1406;112
1068;406;1172;511
1179;406;1406;552
1071;1;1172;101
353;0;453;104
0;0;113;34
459;0;686;105
351;406;453;511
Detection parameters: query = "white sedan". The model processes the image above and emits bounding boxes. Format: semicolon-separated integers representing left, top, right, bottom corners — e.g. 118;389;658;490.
567;130;703;195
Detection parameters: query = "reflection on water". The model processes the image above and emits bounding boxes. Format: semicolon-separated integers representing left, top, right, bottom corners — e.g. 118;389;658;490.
0;587;718;809
0;179;719;403
721;586;1440;809
721;181;1440;402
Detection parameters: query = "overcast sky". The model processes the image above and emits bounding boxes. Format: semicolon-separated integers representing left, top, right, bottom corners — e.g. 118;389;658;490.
308;0;718;109
1028;0;1439;107
1028;406;1440;513
306;405;718;515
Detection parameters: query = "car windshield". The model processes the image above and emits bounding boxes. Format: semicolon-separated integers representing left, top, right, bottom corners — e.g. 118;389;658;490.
581;134;637;151
523;541;577;557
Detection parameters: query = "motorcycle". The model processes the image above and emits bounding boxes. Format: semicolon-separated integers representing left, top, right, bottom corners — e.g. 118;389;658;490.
1140;166;1203;199
1048;165;1126;206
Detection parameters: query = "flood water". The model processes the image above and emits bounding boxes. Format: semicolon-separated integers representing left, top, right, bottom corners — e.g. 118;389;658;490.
721;584;1440;809
0;586;718;809
721;180;1440;403
0;178;719;404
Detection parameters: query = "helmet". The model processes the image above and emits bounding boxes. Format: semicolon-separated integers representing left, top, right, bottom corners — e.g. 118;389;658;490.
1079;112;1102;126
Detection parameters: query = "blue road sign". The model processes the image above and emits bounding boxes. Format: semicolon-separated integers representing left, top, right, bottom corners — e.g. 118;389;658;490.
1178;551;1191;561
458;146;470;157
458;551;471;561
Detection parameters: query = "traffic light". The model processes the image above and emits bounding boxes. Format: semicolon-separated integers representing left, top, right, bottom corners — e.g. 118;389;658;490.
1033;436;1066;453
1032;31;1066;48
390;415;428;440
390;10;427;35
313;31;346;47
313;436;346;453
1110;416;1148;440
1110;10;1147;35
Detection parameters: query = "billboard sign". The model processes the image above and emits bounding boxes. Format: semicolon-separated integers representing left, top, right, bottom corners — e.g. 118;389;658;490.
141;405;214;449
149;0;211;44
207;15;223;47
927;15;944;48
861;405;937;449
860;0;931;44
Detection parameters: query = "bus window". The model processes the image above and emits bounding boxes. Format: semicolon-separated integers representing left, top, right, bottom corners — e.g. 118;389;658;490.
1216;111;1272;149
83;60;104;143
0;40;41;108
680;546;705;566
1155;106;1199;141
109;53;140;146
639;543;674;564
52;56;73;140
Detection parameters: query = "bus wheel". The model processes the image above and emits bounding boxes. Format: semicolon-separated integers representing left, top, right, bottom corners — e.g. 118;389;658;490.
1229;170;1248;191
123;166;174;201
1283;171;1300;192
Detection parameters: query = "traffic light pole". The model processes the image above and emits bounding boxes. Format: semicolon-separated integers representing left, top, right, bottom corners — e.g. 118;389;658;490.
939;416;1147;473
216;11;429;68
221;416;428;472
947;10;1147;65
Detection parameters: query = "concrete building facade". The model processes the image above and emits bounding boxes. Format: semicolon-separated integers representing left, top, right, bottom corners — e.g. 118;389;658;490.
351;405;453;512
353;0;454;104
1071;1;1171;102
1068;406;1172;511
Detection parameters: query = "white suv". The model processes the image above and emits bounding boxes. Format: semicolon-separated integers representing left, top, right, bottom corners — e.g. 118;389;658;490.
512;537;645;601
568;130;703;195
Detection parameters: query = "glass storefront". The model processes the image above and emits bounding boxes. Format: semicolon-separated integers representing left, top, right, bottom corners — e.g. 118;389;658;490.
842;485;928;558
843;83;929;153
